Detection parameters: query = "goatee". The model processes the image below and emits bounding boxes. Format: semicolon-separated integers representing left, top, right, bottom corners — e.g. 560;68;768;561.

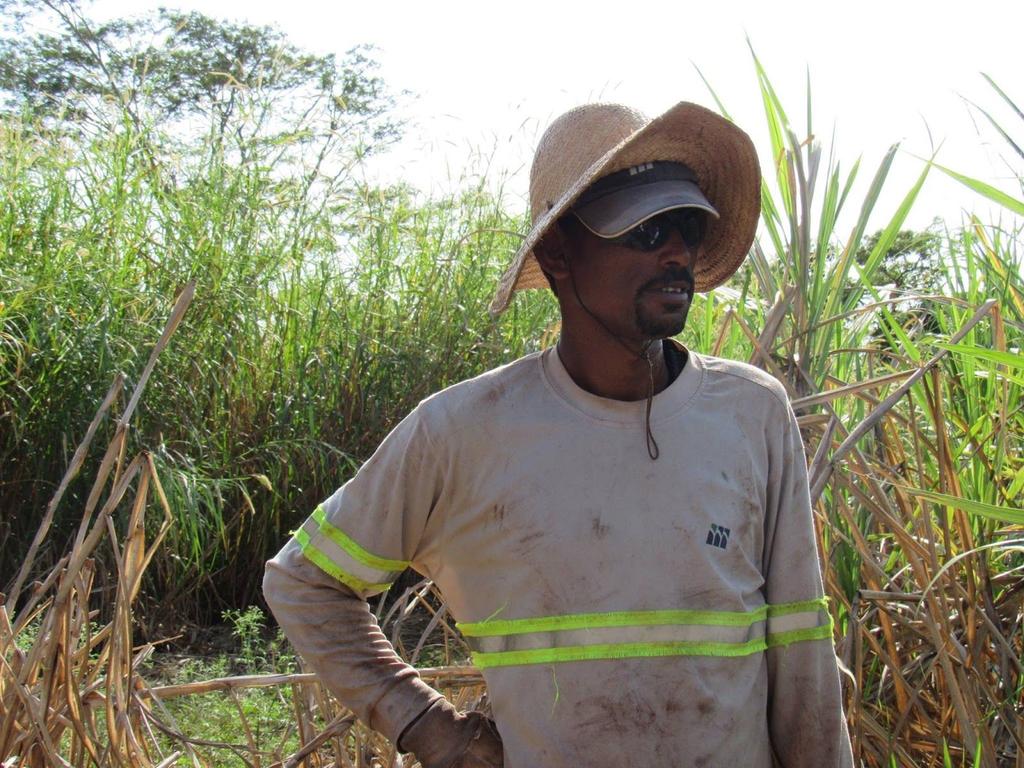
633;266;694;339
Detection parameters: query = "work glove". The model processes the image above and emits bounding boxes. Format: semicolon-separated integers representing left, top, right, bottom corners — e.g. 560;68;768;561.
398;698;504;768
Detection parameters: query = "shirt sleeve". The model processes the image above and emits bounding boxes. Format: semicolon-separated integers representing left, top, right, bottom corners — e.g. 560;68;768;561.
290;406;445;598
263;405;448;745
762;398;854;768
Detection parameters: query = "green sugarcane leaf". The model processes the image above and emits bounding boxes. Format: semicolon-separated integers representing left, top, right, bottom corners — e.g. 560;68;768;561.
857;159;932;284
937;342;1024;369
1006;465;1024;502
898;486;1024;525
932;163;1024;216
982;72;1024;121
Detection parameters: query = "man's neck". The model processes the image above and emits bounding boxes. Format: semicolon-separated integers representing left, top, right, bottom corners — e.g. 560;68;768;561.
555;329;671;402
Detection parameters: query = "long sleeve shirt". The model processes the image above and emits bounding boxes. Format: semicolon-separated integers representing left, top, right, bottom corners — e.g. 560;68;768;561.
263;345;854;767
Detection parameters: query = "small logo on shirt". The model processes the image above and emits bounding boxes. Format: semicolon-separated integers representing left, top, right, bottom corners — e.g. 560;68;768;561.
706;523;731;550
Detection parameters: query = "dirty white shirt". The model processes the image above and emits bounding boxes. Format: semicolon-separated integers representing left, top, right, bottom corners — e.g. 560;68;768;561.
264;345;854;767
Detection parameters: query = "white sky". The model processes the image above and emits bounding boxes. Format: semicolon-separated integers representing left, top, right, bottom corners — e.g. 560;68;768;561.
88;0;1023;235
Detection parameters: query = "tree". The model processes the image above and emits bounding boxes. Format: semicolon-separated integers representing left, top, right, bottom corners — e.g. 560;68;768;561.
855;227;945;296
0;1;406;615
0;0;400;154
853;227;947;342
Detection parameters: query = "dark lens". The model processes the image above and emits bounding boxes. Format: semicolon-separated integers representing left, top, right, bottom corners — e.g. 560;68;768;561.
675;209;705;248
635;219;669;251
609;211;704;252
619;217;671;252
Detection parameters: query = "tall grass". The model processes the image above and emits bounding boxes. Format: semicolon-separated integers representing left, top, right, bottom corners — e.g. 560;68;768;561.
1;54;1022;765
0;113;554;619
0;290;487;766
688;58;1024;766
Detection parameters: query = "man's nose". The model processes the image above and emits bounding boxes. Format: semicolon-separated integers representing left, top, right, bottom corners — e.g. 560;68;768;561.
656;229;698;269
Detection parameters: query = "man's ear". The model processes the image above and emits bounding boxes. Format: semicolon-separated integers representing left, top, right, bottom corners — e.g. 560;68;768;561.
533;223;571;281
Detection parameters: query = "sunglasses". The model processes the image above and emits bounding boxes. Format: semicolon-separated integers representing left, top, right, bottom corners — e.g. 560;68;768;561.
604;209;707;252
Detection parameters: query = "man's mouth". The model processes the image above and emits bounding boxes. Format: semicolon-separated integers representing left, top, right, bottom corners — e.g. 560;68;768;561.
638;268;695;306
644;281;693;301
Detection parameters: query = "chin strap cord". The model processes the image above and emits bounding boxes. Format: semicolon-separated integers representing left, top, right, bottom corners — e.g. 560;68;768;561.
566;258;660;461
642;345;660;460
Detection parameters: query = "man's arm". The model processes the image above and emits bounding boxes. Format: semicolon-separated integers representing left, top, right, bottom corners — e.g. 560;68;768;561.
264;541;503;765
263;539;439;742
262;405;503;766
763;399;854;768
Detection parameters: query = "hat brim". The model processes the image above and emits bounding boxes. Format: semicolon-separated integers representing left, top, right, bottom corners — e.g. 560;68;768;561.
573;178;720;239
490;101;761;316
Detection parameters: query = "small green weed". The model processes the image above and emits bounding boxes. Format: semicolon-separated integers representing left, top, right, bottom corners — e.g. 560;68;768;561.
151;610;304;765
223;605;267;671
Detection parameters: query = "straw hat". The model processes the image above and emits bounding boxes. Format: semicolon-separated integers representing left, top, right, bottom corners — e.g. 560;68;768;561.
489;101;761;315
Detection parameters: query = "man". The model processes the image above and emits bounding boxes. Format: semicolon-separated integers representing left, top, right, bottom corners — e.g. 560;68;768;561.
264;101;855;767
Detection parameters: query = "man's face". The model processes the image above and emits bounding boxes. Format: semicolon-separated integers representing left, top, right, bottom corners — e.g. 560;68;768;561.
559;214;699;343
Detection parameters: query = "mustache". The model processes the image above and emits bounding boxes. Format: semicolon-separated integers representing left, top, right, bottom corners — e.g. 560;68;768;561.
637;266;695;295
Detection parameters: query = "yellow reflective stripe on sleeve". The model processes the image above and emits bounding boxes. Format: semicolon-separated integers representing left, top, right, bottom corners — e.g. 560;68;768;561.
295;528;395;595
310;505;409;572
462;597;832;669
290;506;408;594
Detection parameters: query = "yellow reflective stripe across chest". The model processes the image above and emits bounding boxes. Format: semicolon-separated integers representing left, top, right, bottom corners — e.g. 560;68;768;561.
295;505;409;595
457;598;831;669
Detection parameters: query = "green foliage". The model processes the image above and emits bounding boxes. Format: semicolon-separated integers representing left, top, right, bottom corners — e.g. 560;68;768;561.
696;42;932;396
936;74;1023;213
221;605;297;673
0;0;399;151
0;0;554;617
1;27;1022;766
223;606;268;670
855;227;945;294
0;104;553;618
942;738;985;768
151;635;300;765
